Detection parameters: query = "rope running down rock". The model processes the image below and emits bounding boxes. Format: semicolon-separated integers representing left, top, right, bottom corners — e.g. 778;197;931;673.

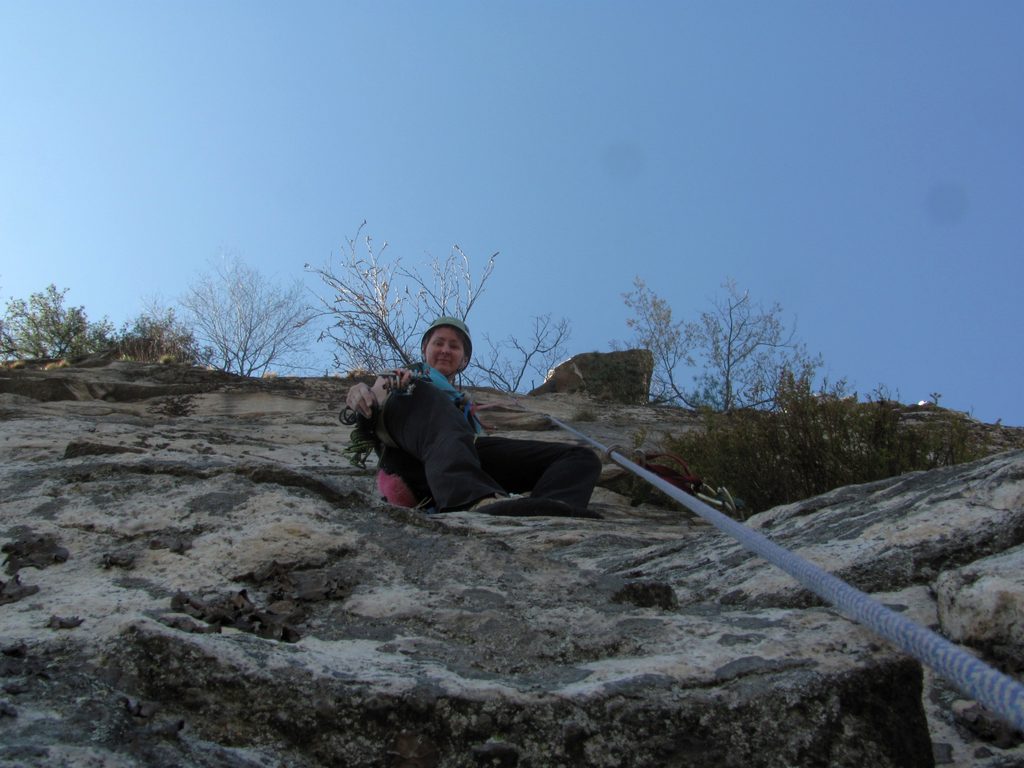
549;414;1024;733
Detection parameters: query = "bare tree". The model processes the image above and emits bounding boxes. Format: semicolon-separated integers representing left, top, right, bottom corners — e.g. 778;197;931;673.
621;277;695;405
407;245;494;324
691;279;821;411
307;224;497;372
306;227;424;371
471;314;572;391
181;256;313;377
307;223;572;391
623;277;821;411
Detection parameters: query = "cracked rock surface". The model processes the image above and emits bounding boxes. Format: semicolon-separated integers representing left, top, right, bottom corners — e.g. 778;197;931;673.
1;361;1023;766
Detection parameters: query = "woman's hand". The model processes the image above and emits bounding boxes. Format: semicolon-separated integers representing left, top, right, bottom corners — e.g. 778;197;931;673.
345;382;377;419
345;369;416;419
390;368;415;390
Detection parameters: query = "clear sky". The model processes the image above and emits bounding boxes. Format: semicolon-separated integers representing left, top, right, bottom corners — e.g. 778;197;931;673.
2;2;1022;424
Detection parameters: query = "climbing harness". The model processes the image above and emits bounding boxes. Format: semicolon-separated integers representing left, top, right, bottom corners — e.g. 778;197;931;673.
549;414;1024;733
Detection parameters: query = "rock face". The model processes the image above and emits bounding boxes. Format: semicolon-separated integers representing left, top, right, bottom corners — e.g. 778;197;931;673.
936;547;1024;675
530;349;654;404
1;361;1022;767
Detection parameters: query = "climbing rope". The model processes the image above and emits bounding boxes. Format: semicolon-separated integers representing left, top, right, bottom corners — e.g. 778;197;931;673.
549;415;1024;733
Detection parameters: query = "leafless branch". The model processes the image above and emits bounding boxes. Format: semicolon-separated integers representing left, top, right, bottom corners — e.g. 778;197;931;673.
181;256;314;377
470;314;572;391
623;277;821;411
307;224;504;375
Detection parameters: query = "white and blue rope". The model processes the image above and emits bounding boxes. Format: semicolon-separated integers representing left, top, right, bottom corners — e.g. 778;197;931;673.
551;416;1024;732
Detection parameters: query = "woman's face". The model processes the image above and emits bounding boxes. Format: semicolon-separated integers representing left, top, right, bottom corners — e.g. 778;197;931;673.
424;326;467;378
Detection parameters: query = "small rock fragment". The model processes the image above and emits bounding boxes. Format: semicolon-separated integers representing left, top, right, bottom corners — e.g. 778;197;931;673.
144;718;185;738
46;615;84;630
612;580;679;610
952;699;1023;749
470;739;520;767
149;532;192;554
121;696;160;719
0;574;40;605
1;642;28;658
390;730;440;768
101;551;136;570
158;615;222;635
2;535;69;574
167;589;301;642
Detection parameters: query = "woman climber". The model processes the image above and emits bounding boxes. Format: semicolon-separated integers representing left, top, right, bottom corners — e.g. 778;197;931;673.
343;316;602;517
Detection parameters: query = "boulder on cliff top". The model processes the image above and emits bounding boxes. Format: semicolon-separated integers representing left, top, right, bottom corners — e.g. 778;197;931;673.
530;349;654;404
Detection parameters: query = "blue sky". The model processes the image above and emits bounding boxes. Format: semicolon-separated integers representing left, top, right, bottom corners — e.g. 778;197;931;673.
2;2;1022;424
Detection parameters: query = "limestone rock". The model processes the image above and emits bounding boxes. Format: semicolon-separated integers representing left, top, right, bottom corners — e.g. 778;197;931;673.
0;361;1022;766
592;452;1024;611
530;349;654;404
935;545;1024;674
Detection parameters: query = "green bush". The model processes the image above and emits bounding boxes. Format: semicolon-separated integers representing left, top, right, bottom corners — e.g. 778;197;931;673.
666;375;984;515
3;284;113;359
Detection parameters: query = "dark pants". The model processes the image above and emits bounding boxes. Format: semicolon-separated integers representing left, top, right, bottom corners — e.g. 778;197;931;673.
380;381;601;512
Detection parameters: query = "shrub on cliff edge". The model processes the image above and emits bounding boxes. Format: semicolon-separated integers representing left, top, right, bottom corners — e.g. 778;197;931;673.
667;374;984;514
